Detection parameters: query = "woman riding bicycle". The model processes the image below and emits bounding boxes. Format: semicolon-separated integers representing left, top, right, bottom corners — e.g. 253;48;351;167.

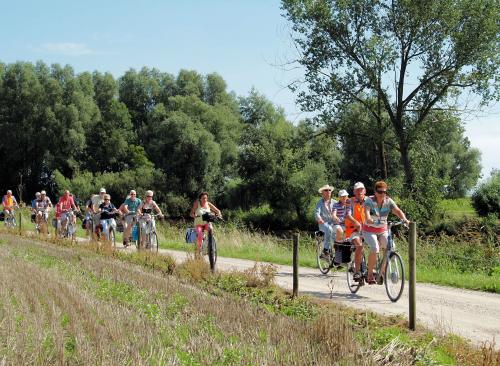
190;192;222;255
137;190;163;247
363;181;409;284
98;194;120;241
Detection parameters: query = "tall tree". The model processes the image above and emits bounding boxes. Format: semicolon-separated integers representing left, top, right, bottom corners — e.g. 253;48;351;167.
282;0;499;191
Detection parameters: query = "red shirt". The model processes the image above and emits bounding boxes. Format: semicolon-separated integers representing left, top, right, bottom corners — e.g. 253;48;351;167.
58;195;75;211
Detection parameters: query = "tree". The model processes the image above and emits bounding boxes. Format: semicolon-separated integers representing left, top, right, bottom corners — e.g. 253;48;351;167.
282;0;499;192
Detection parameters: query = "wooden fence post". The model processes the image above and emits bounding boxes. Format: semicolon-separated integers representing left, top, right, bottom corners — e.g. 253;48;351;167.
409;222;417;330
292;233;299;298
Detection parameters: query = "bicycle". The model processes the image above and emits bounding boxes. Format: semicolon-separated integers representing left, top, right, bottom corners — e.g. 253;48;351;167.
200;212;223;272
35;210;49;235
4;210;17;229
346;221;407;302
137;213;160;252
122;213;140;248
315;231;349;274
59;210;77;242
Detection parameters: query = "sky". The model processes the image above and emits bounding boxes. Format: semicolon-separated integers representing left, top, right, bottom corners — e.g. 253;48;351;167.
1;0;498;179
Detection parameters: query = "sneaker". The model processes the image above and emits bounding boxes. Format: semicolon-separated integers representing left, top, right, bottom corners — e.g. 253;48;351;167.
320;248;330;259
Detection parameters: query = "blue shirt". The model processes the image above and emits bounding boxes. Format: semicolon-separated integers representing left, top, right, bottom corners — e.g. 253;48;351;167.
123;197;142;213
315;198;336;223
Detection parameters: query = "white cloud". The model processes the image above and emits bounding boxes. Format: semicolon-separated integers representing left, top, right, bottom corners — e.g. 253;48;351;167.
40;42;93;56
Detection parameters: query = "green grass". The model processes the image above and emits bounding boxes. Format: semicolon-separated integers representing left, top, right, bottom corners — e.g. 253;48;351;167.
438;198;477;218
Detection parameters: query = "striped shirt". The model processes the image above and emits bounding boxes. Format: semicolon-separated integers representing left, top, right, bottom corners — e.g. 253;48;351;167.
333;201;351;225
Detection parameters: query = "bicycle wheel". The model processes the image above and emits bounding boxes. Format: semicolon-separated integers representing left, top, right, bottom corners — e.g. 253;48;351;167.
384;252;405;302
151;231;158;252
109;227;116;247
207;231;217;272
346;259;362;294
316;238;331;274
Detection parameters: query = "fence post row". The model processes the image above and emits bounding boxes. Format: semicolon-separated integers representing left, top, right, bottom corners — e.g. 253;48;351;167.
292;233;299;298
409;222;417;331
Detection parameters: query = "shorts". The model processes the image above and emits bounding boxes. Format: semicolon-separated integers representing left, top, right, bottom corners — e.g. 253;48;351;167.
348;231;362;243
363;231;388;253
124;213;136;225
333;223;345;232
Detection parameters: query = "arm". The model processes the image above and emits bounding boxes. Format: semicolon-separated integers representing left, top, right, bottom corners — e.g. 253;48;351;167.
153;202;163;216
207;202;221;217
392;206;409;224
136;202;144;215
315;201;324;224
364;204;374;225
190;201;198;219
332;209;339;224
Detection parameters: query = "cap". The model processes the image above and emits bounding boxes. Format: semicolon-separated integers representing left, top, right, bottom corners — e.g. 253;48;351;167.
338;189;349;197
35;192;41;197
40;190;46;195
353;182;365;190
99;188;106;193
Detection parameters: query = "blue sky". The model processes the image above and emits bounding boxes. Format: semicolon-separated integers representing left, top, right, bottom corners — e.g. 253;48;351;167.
1;1;498;179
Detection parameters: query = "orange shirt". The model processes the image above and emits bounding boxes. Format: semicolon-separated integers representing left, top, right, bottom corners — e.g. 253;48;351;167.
345;197;366;237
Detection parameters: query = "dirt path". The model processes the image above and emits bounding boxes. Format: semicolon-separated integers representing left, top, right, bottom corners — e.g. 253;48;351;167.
151;247;499;349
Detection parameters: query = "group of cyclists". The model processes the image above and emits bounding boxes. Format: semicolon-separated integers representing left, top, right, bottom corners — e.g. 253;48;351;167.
315;180;409;285
2;187;221;254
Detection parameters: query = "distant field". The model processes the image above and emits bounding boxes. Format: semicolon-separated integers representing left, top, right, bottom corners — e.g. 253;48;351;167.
438;198;477;218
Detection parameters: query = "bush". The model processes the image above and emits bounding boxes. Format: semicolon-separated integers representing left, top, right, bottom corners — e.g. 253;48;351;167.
472;170;500;217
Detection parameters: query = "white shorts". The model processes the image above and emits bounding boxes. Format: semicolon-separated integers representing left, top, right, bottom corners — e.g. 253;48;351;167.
363;231;388;253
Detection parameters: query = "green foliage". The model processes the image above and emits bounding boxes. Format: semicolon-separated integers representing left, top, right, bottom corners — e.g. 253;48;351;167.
472;170;500;217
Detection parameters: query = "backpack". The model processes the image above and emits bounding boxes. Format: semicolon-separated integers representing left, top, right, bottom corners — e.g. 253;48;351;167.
185;228;197;244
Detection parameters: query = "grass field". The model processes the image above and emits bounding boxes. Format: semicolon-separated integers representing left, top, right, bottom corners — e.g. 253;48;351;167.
1;233;498;365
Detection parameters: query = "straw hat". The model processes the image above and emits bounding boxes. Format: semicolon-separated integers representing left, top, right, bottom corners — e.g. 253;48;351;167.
318;184;334;194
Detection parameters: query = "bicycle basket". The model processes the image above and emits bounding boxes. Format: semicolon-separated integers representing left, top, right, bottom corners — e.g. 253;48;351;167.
334;242;352;263
201;212;218;223
185;228;197;244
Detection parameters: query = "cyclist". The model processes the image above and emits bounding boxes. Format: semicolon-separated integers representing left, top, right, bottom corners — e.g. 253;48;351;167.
2;190;19;217
137;190;164;247
345;182;367;281
31;192;41;222
190;192;222;255
363;181;409;285
314;185;336;258
120;190;141;247
57;190;80;236
88;188;106;237
98;194;120;241
34;190;52;229
332;189;351;242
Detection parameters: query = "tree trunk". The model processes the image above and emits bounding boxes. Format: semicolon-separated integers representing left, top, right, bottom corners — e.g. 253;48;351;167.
399;142;414;191
379;141;388;180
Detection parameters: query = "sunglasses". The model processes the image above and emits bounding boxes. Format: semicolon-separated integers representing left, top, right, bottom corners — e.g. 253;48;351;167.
146;196;153;198
104;199;110;201
376;190;387;194
130;193;136;195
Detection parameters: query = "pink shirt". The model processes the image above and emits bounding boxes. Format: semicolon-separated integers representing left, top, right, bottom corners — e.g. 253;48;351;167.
58;195;75;211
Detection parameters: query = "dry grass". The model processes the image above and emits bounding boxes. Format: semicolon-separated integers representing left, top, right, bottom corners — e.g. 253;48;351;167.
0;235;372;365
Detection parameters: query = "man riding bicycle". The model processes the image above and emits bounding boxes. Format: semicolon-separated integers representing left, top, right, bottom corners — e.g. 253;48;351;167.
345;182;366;282
86;188;106;238
34;190;53;229
315;185;336;258
57;190;80;236
2;190;19;216
31;192;41;222
120;190;141;247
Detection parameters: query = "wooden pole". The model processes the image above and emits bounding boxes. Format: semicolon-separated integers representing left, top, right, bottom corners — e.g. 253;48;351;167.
292;233;299;298
18;210;22;233
409;222;417;330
